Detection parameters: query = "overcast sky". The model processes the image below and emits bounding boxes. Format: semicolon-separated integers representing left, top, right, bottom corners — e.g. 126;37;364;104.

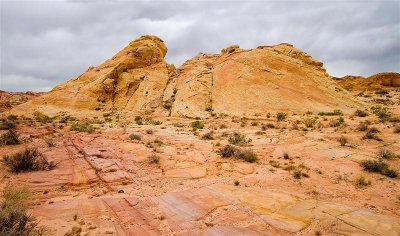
1;0;399;92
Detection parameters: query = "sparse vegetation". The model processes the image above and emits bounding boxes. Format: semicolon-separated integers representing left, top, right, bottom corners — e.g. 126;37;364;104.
283;152;290;159
338;135;348;146
201;131;214;140
0;185;41;236
354;109;368;117
0;131;20;146
329;117;345;127
135;116;143;125
356;121;370;131
146;129;153;134
276;112;287;122
191;120;204;130
362;127;382;141
64;226;82;236
371;107;391;121
303;118;317;128
360;159;398;178
293;169;302;179
3;148;56;173
60;115;77;123
148;153;160;164
228;132;251;146
261;123;275;130
129;133;142;141
234;180;240;186
354;175;371;186
394;124;400;133
71;121;95;133
219;145;258;163
33;112;53;123
318;110;343;116
378;148;396;159
0;117;16;130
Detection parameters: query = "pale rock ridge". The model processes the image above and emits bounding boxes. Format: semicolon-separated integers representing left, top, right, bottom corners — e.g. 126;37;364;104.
12;35;363;117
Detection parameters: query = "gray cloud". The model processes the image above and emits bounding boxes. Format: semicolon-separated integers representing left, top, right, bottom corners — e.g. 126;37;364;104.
1;0;399;92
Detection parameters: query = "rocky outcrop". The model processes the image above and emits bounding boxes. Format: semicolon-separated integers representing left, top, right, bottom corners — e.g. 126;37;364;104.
0;90;43;112
336;72;400;91
12;35;363;117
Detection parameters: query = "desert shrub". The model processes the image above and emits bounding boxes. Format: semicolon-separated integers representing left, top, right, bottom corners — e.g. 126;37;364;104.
134;116;143;125
60;115;77;123
234;180;240;186
360;159;398;178
276;112;287;122
378;148;396;159
303;118;316;128
269;160;281;168
172;122;184;128
354;109;368;117
219;145;257;163
394;125;400;133
0;131;20;146
318;110;343;116
220;145;239;158
228;132;251;146
129;133;141;141
146;118;162;125
6;114;18;121
235;149;258;163
205;104;213;112
0;118;16;130
356;121;370;131
293;169;302;179
3;148;56;173
329;117;345;127
354;175;371;186
146;129;153;134
372;107;391;121
191;120;204;130
338;135;348;146
201;131;214;140
251;121;259;126
0;185;40;236
33;112;53;123
148;154;160;164
71;121;94;133
283;152;290;159
362;127;382;141
375;88;388;95
163;99;173;109
261;123;275;130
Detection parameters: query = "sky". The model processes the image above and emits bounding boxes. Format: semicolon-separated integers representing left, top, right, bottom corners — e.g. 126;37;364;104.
0;0;399;92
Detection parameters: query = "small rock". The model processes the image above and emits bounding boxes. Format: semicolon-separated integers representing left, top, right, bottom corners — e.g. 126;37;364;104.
88;225;96;230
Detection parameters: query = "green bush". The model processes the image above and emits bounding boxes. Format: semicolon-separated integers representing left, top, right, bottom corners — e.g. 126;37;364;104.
3;148;56;173
360;159;398;178
134;116;143;125
71;121;95;133
318;110;343;116
0;118;16;130
0;185;40;236
356;121;370;131
219;145;258;163
303;118;316;128
276;112;287;121
33;112;53;123
235;149;258;163
228;132;251;146
0;131;20;146
372;107;391;121
191;120;204;130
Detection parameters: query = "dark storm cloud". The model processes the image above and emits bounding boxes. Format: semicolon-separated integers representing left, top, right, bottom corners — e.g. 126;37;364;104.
1;0;399;92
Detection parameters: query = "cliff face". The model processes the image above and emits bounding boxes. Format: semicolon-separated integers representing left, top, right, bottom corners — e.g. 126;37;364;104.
12;35;363;117
337;72;400;91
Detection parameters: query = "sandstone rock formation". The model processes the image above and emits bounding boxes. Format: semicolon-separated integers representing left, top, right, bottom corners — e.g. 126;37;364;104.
336;72;400;91
0;90;42;112
12;35;363;117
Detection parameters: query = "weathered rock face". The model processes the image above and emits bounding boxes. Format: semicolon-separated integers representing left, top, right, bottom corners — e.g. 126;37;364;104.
336;72;400;91
12;35;363;117
0;90;43;112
